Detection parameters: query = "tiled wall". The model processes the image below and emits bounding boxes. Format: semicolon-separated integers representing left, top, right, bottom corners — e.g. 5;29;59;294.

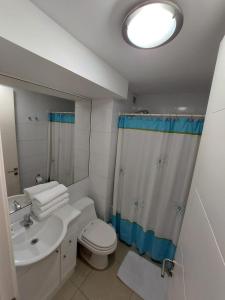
89;97;134;221
74;99;91;182
14;88;74;190
168;38;225;300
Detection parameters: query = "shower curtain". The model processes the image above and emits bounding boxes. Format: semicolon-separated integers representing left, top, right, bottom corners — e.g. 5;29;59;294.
112;115;204;262
47;112;75;186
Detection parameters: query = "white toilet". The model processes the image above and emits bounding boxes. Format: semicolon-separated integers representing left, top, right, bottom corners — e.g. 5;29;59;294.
72;197;117;270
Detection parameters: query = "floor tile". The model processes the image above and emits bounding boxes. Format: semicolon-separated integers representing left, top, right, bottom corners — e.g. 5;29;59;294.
70;258;92;288
80;260;133;300
52;280;77;300
71;289;88;300
114;240;131;264
130;292;143;300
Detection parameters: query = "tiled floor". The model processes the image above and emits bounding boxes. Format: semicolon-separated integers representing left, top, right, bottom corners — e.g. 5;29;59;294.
53;241;143;300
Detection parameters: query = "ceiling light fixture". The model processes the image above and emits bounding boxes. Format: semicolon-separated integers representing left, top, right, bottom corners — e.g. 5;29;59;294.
122;1;183;49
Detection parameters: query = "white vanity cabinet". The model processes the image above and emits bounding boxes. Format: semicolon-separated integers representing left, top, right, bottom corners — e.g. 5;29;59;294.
16;223;78;300
61;223;78;281
16;248;61;300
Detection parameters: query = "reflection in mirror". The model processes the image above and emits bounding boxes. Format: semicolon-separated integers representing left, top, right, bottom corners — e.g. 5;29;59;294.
0;84;91;205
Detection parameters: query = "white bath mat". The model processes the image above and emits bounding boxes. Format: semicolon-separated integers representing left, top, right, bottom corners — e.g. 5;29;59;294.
117;251;168;300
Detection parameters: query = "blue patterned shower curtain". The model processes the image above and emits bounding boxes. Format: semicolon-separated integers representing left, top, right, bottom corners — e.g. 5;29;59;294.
47;112;75;186
112;115;204;262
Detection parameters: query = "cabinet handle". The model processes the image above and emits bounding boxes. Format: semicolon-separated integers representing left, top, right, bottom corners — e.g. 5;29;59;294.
63;255;67;258
69;240;72;243
55;250;59;253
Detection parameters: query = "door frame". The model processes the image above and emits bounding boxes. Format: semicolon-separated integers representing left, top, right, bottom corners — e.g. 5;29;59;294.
0;131;18;300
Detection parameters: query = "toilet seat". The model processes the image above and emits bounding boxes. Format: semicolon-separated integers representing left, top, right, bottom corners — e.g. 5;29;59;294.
79;219;117;255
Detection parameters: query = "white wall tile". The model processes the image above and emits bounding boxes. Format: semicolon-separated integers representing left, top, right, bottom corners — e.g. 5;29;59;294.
89;151;110;178
168;243;185;300
91;100;114;133
74;129;90;150
68;177;89;203
179;188;225;300
206;39;225;113
75;99;91;131
193;109;225;261
89;98;133;220
89;173;109;200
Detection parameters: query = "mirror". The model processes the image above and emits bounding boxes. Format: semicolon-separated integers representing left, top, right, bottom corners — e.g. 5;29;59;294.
0;84;91;201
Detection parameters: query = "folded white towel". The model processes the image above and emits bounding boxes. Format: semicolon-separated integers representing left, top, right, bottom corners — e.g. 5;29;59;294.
33;184;68;206
32;193;69;212
24;181;59;201
32;198;69;220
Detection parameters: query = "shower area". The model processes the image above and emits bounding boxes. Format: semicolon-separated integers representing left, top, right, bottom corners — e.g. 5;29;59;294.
112;113;204;263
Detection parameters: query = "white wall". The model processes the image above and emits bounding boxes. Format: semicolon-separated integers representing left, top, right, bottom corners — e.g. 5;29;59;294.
88;96;134;220
0;0;128;99
168;37;225;300
74;99;91;182
137;92;209;114
14;88;74;189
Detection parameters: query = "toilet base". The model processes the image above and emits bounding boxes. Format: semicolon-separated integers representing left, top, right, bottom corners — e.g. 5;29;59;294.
79;244;109;270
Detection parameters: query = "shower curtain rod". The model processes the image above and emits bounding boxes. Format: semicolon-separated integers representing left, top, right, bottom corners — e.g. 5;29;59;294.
120;113;205;118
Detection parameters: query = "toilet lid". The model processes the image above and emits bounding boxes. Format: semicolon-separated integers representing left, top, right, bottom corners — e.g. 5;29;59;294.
81;219;116;249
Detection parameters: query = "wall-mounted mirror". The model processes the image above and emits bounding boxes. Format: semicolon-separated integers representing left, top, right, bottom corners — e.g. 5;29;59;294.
0;84;91;201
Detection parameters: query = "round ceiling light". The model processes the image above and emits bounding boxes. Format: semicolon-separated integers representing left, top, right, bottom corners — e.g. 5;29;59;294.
122;1;183;49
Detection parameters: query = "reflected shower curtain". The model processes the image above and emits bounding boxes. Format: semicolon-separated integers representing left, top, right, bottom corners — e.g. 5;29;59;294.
47;112;75;186
112;115;204;262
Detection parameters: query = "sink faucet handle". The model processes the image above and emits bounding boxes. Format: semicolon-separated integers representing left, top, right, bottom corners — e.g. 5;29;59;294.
14;200;21;211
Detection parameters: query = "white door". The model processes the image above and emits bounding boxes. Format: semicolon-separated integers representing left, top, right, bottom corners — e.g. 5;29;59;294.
0;133;18;300
168;37;225;300
0;85;21;196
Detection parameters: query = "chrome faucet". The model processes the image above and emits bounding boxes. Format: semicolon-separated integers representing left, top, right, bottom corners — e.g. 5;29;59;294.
161;258;175;278
21;213;33;228
14;200;21;211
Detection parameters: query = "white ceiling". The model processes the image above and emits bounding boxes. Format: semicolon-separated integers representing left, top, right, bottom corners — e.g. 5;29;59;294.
31;0;225;95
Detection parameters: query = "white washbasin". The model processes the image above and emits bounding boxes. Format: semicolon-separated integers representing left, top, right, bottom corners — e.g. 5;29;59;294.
11;204;80;266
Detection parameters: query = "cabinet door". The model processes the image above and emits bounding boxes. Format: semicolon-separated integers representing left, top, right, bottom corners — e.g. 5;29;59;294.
61;231;77;280
17;249;60;300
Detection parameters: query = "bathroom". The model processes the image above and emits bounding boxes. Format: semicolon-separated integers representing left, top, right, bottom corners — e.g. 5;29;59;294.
0;1;225;300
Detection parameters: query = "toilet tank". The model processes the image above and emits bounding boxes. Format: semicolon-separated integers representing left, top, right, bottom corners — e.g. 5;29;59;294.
72;197;97;235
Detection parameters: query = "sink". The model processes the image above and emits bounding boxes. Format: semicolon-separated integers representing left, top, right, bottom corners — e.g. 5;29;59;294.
11;204;80;267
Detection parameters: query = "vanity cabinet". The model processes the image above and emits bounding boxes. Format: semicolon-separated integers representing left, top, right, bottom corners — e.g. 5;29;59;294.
16;223;78;300
61;229;77;280
17;248;60;300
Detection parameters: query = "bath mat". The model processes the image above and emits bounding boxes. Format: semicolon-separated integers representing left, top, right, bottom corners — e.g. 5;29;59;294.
117;251;168;300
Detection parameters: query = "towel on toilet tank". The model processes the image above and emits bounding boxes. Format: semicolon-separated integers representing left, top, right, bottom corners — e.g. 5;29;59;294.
33;184;68;206
24;181;59;201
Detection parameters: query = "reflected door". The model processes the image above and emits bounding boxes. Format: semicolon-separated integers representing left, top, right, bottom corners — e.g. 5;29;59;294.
0;86;21;196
